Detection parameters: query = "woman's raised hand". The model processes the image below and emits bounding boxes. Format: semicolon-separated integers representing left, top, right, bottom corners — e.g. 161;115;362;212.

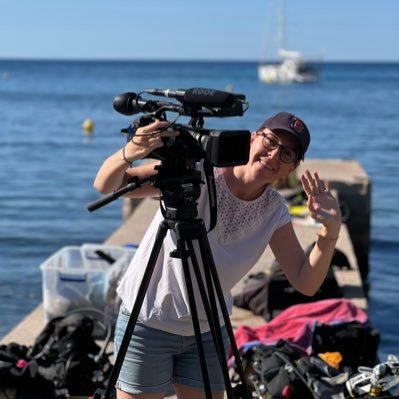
300;169;342;233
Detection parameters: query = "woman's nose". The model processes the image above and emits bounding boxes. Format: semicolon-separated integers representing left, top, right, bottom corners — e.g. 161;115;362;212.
267;146;281;160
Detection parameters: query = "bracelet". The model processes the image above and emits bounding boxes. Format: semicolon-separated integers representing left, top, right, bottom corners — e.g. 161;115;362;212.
122;143;133;167
317;233;339;242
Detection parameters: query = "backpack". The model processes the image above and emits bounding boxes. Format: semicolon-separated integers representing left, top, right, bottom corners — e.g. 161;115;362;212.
232;339;348;399
0;311;113;399
0;342;55;399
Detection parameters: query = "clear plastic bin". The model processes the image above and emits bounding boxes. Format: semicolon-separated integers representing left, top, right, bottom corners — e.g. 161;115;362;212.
40;244;137;322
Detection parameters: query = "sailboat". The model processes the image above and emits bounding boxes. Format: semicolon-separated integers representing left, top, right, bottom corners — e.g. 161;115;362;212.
258;0;319;84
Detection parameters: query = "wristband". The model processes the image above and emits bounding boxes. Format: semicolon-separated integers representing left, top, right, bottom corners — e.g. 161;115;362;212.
317;233;339;242
122;143;133;167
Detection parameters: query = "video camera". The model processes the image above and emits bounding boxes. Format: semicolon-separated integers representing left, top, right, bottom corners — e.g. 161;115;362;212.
113;87;251;167
87;88;251;217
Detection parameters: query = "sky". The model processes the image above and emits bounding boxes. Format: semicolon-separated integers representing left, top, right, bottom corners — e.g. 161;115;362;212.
1;0;399;62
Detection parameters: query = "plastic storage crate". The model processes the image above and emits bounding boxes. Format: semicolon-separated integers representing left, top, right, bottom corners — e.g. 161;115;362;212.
40;243;137;322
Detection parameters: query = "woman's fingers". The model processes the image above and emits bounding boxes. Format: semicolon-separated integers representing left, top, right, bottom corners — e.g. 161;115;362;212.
301;169;315;196
137;120;179;139
301;170;327;196
314;172;327;193
139;119;170;133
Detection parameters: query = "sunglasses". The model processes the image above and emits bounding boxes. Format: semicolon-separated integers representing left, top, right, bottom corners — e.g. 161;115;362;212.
256;132;299;164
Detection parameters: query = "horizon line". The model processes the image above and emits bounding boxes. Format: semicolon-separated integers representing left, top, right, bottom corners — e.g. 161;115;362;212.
1;57;399;64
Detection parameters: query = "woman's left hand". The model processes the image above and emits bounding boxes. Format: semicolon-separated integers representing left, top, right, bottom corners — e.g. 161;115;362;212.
300;169;342;231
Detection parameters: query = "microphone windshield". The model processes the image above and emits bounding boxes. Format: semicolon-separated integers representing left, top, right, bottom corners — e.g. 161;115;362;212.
183;88;235;107
113;92;140;115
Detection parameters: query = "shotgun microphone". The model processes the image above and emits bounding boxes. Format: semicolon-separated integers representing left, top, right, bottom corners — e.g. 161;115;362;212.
145;88;236;108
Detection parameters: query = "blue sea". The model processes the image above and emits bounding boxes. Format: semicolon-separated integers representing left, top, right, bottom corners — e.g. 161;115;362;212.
0;60;398;359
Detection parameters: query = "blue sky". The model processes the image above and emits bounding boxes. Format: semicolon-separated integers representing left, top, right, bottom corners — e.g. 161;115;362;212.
1;0;398;62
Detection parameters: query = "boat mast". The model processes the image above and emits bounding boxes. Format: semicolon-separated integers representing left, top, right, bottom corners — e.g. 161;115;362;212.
278;0;285;51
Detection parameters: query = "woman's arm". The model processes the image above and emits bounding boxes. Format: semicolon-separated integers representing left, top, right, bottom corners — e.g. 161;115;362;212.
269;170;342;296
93;120;179;198
270;222;340;295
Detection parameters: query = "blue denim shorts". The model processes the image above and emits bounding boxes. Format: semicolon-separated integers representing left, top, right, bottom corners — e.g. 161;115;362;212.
114;302;229;395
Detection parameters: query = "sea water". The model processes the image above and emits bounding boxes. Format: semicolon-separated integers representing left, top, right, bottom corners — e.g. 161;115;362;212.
0;60;398;359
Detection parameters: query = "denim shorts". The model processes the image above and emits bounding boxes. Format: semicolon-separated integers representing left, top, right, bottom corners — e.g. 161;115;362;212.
114;302;229;395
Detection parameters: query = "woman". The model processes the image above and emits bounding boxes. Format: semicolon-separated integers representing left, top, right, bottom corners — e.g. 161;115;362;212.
94;111;342;399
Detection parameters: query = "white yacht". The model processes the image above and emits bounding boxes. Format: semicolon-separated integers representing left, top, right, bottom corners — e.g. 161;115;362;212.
258;0;320;84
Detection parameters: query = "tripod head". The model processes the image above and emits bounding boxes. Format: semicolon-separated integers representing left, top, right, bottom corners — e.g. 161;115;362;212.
150;158;202;222
87;156;205;221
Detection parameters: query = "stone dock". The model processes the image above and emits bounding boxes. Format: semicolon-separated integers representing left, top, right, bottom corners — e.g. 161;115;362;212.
1;159;370;347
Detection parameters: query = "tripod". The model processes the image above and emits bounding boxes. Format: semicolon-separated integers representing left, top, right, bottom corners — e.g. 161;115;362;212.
90;164;251;399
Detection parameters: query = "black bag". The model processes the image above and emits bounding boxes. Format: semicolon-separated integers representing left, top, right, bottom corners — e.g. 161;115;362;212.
233;244;348;321
0;311;113;399
0;342;55;399
234;339;347;399
296;355;348;399
264;243;347;321
233;266;343;322
237;340;311;399
311;320;380;372
233;272;270;316
264;266;343;321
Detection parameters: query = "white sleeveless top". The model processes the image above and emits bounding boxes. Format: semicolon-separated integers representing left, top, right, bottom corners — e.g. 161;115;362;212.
117;165;291;335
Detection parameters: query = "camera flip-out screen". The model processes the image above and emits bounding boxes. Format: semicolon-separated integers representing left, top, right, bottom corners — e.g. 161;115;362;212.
205;130;250;167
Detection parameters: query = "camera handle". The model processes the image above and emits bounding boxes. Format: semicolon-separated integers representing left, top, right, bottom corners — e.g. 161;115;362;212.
94;217;250;399
87;176;154;212
88;161;218;232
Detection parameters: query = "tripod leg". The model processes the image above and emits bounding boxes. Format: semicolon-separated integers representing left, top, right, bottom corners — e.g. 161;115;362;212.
176;221;235;399
100;221;169;399
197;221;251;399
175;234;214;399
187;241;236;399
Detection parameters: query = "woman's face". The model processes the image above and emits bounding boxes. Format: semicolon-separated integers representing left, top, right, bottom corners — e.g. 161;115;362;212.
246;129;300;184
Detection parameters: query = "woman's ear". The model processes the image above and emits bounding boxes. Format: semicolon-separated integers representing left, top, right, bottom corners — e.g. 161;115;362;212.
288;161;300;173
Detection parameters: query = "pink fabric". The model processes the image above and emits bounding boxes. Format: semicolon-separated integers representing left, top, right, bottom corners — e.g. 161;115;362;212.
234;298;369;352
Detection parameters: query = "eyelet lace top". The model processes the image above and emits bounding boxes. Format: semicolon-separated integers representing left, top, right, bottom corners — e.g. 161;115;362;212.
213;167;282;246
117;164;291;335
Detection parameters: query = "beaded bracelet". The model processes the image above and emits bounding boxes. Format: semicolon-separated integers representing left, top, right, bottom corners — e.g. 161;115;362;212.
122;143;133;167
317;233;339;242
